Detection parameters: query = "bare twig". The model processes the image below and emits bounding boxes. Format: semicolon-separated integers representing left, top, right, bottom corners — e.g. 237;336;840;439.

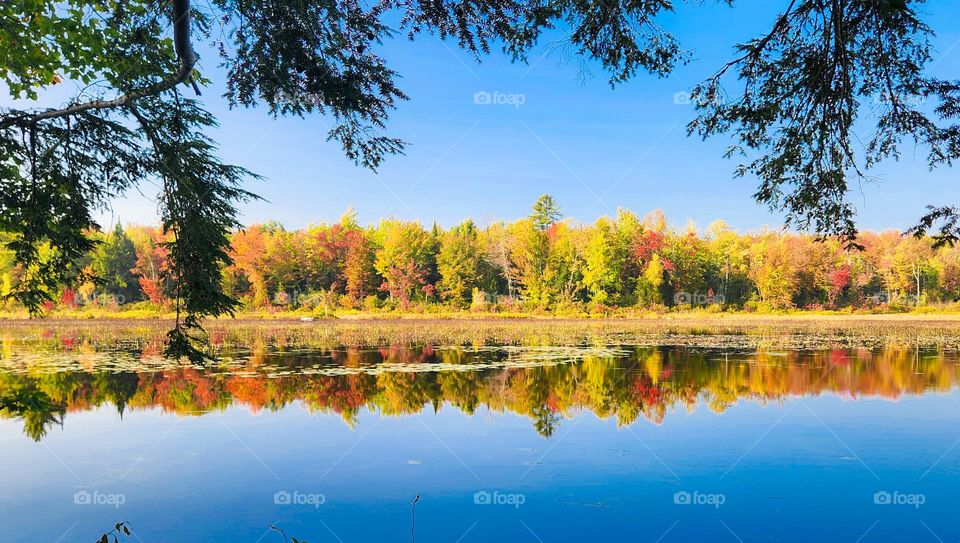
410;494;421;543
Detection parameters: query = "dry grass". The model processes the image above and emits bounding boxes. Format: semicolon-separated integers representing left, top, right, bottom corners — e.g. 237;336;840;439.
3;314;960;351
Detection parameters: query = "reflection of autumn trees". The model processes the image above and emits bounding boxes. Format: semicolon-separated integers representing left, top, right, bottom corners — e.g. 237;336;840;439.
2;346;958;440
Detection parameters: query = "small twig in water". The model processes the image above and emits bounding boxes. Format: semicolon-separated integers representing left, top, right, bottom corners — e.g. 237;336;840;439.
410;494;421;543
269;525;289;543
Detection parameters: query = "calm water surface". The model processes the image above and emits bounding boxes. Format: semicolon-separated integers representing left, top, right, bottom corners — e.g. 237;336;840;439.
1;341;959;542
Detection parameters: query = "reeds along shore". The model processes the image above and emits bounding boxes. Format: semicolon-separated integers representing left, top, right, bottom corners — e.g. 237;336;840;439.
5;315;960;352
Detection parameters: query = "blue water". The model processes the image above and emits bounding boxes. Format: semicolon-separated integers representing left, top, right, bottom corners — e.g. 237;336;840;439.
2;347;960;542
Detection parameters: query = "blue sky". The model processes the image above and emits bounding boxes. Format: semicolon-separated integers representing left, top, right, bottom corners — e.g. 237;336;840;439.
18;1;960;232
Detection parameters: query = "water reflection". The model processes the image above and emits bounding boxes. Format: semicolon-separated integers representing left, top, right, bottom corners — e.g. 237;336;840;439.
2;344;956;441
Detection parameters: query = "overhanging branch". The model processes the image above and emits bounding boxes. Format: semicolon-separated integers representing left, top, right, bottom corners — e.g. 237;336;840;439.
0;0;195;130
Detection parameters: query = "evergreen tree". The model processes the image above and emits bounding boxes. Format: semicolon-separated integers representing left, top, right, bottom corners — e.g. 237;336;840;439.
91;224;141;305
530;195;562;231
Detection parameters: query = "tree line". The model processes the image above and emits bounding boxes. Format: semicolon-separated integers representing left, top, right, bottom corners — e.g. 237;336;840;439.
4;195;959;314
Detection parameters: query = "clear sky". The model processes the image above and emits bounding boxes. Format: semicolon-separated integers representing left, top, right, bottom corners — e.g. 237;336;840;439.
19;0;960;232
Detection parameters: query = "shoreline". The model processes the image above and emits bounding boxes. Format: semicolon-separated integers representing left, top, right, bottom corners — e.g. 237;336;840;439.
4;311;960;323
4;313;960;351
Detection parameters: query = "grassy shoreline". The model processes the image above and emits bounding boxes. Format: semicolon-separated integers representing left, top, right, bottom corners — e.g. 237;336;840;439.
3;307;960;321
4;310;960;325
4;313;960;351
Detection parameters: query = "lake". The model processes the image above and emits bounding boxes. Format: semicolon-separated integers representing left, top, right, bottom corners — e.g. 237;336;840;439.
1;323;959;542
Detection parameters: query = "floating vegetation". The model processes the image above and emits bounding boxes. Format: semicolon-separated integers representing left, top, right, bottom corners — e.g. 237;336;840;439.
2;315;960;356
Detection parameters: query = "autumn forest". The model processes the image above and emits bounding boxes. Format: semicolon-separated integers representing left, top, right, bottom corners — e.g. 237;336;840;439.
8;196;959;316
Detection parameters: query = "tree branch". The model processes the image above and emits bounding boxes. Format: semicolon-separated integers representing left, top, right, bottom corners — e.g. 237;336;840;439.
705;0;800;82
0;0;195;130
